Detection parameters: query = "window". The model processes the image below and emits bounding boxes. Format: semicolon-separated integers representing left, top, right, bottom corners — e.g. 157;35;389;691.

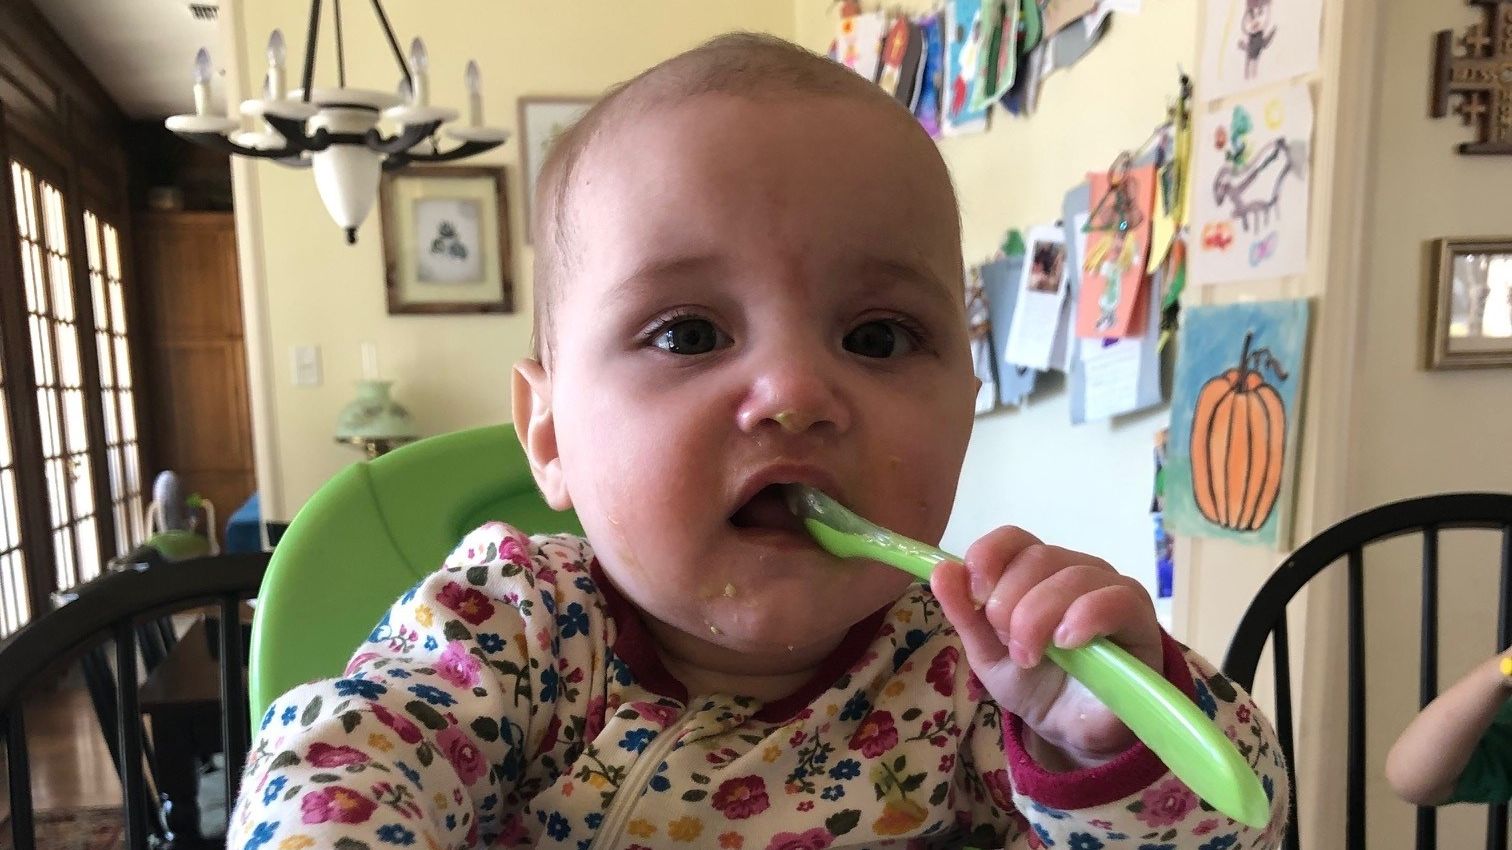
11;162;101;592
2;156;145;633
85;211;143;554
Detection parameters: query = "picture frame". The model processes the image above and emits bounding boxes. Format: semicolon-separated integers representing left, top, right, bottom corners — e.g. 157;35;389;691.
379;165;513;315
1425;237;1512;369
517;95;594;243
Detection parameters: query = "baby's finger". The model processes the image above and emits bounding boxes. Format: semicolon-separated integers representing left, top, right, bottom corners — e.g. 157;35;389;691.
930;560;1012;671
981;544;1104;651
1006;563;1121;667
963;526;1041;607
1055;582;1163;670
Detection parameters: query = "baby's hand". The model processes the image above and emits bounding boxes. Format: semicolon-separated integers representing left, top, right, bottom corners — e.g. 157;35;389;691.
930;526;1163;770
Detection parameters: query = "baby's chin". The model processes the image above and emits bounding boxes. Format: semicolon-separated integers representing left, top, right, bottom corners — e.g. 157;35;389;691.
687;588;900;655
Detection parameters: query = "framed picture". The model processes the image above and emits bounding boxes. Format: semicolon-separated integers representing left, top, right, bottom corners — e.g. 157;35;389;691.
517;96;594;243
1426;237;1512;369
379;165;512;315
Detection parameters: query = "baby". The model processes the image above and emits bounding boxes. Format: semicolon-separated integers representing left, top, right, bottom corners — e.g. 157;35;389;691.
230;34;1287;850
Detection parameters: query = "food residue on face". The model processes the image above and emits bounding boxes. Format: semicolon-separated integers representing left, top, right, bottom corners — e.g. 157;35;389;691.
723;583;737;598
708;624;723;636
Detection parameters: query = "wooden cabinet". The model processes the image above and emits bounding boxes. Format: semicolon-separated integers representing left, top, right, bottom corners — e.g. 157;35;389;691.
135;212;254;529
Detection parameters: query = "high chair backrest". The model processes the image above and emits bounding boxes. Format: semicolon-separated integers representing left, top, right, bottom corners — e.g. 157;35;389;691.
248;425;582;721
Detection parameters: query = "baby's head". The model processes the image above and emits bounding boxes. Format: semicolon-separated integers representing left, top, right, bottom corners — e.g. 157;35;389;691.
513;33;978;670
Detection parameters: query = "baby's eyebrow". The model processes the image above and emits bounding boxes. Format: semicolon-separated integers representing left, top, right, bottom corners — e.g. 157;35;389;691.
852;256;957;305
606;254;724;305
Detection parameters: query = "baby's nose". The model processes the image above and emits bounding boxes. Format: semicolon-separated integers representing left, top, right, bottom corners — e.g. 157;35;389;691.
734;352;851;436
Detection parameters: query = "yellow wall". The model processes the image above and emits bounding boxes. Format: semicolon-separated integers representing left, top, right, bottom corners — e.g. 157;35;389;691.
1351;2;1512;846
221;0;796;519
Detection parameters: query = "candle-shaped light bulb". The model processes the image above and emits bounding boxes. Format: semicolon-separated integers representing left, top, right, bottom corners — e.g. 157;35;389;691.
193;47;212;115
266;29;286;65
266;29;287;99
408;37;429;106
465;60;483;127
194;47;212;84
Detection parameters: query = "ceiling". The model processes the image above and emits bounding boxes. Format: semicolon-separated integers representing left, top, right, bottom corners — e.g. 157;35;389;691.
36;0;221;119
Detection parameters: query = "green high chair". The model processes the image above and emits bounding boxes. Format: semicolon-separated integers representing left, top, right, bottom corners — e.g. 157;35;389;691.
248;425;582;721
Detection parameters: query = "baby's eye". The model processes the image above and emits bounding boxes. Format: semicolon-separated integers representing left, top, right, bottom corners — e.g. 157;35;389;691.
843;320;917;359
652;317;729;355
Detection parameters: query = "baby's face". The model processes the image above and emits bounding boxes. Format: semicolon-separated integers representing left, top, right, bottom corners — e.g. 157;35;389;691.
541;94;976;660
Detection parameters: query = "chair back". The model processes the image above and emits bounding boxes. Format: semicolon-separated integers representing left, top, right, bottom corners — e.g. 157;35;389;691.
1222;492;1512;850
248;424;581;720
0;553;268;850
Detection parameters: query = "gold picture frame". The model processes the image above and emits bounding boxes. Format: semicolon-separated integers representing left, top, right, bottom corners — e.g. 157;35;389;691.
380;165;513;315
517;95;594;243
1425;237;1512;369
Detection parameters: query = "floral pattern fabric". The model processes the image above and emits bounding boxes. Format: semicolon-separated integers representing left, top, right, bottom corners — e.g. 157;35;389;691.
229;523;1289;850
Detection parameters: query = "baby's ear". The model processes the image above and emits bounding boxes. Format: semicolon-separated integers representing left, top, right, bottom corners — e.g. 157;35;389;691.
512;359;572;511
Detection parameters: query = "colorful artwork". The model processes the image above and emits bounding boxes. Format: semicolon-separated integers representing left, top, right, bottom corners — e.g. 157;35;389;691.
970;0;1020;110
1198;0;1322;101
1076;160;1155;338
914;14;946;137
1189;83;1313;284
1165;299;1311;548
878;17;926;110
944;0;990;135
833;11;887;82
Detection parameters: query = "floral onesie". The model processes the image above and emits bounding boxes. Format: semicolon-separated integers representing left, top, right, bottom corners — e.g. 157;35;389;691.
229;523;1288;850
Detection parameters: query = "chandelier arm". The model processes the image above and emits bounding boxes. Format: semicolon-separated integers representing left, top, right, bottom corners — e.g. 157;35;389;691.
383;139;505;170
334;0;347;89
301;0;323;103
263;115;333;153
370;0;413;94
171;131;306;161
365;121;442;155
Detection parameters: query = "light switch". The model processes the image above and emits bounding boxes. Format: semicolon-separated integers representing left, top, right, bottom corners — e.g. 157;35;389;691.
292;345;322;386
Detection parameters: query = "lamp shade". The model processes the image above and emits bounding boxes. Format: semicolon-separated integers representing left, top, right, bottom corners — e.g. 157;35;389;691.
335;380;418;458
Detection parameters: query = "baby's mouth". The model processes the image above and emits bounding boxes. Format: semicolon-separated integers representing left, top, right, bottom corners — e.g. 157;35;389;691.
729;484;809;535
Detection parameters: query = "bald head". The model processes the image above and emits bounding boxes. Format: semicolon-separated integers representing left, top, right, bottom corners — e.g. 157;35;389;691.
529;32;956;363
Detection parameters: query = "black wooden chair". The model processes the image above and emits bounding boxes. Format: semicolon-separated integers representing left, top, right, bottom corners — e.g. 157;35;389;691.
1222;492;1512;850
0;552;269;850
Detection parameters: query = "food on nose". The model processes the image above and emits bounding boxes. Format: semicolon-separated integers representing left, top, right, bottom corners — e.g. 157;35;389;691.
773;411;813;433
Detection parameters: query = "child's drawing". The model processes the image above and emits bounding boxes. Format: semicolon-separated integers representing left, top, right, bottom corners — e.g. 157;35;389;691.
1189;83;1313;284
1076;159;1154;338
1237;0;1276;80
1198;0;1321;100
944;0;990;135
1165;299;1310;548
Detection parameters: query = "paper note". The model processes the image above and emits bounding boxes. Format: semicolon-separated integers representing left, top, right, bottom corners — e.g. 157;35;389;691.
1005;225;1070;370
980;256;1039;406
1069;276;1163;423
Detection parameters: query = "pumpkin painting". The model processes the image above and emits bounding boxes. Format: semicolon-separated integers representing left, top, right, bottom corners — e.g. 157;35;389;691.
1189;330;1290;531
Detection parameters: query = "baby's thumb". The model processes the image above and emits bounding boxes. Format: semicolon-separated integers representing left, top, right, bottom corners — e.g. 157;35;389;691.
930;560;1011;672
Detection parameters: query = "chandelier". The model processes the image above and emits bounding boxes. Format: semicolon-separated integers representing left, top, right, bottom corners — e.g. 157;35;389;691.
165;0;508;244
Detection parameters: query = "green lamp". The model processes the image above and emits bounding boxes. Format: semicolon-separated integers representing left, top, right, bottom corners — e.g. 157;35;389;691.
335;379;419;459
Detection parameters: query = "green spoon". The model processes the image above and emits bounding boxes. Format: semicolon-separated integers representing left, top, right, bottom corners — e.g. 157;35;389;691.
785;484;1272;829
